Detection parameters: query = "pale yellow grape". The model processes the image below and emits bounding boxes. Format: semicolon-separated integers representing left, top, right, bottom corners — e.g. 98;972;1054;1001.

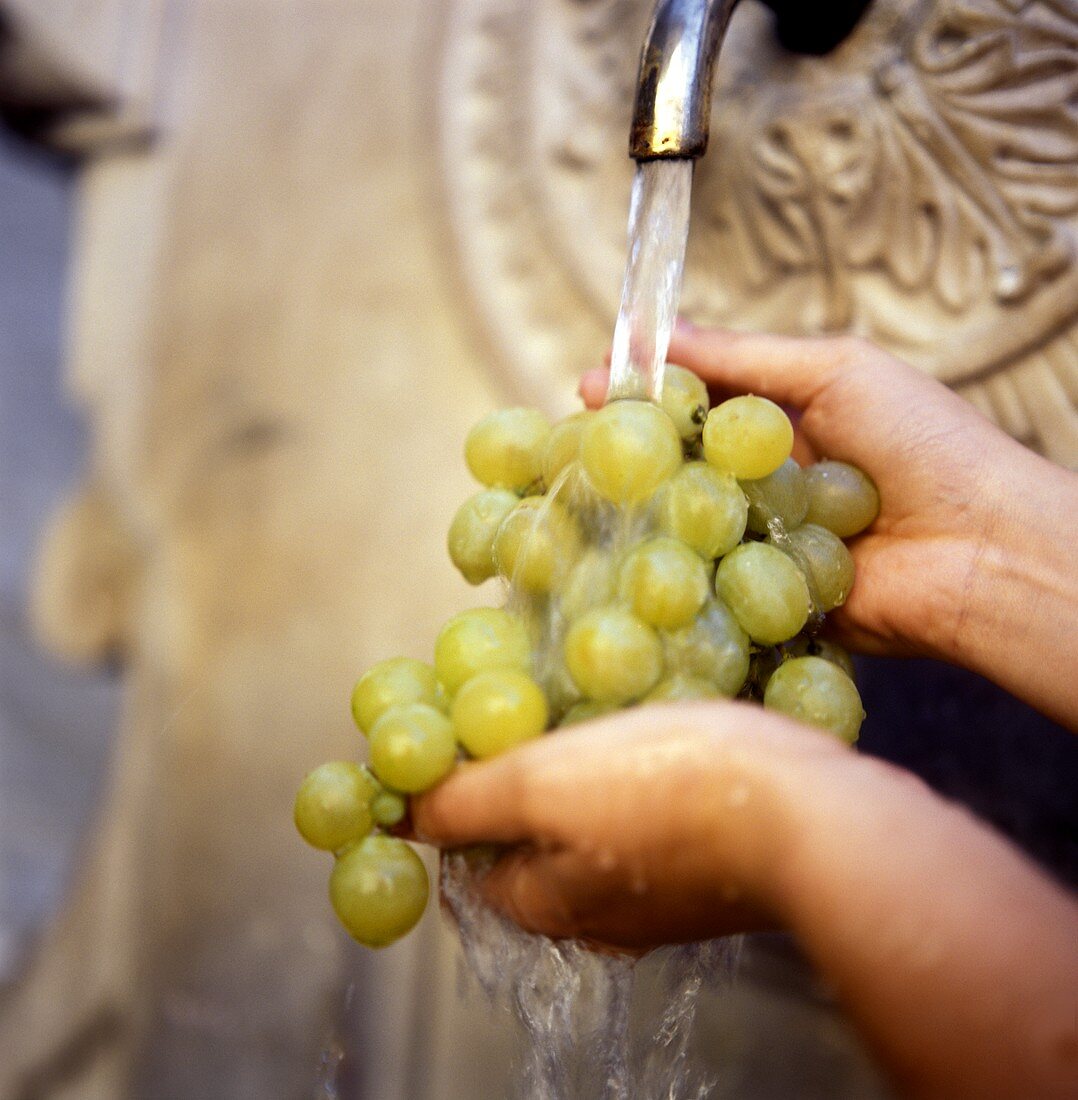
655;462;747;559
715;542;810;644
293;761;374;852
702;395;793;480
558;547;619;622
465;407;551;491
741;458;808;535
542;411;593;487
580;400;682;505
803;460;880;537
564;607;663;704
451;668;549;758
764;655;864;743
434;607;531;694
329;835;430;948
493;497;579;593
645;675;720;702
559;699;618;726
661;599;750;696
368;703;457;793
778;523;855;611
447;489;520;584
783;635;856;681
618;537;710;630
660;363;709;442
351;657;443;735
371;788;409;828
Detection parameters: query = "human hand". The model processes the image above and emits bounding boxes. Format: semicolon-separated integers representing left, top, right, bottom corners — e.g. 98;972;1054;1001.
415;700;1078;1098
584;328;1078;727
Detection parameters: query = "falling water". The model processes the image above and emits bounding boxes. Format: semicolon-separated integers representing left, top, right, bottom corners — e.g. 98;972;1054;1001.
607;159;694;403
440;156;743;1100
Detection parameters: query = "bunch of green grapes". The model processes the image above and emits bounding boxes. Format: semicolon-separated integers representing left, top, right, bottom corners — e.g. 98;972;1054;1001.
296;366;879;947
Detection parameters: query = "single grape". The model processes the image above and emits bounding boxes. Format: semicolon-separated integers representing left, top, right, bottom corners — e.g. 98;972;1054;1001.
351;657;443;735
763;655;864;743
702;395;793;480
645;675;720;702
660;363;709;442
451;668;549;758
559;699;619;726
558;547;619;622
371;788;409;828
329;835;430;948
741;457;808;535
715;542;811;644
803;460;880;537
294;761;375;852
783;635;856;681
661;598;750;696
493;496;579;593
618;536;710;630
542;411;593;487
564;606;663;704
655;462;748;560
368;703;457;793
434;607;531;694
778;523;855;611
447;489;520;585
580;400;683;505
465;407;551;491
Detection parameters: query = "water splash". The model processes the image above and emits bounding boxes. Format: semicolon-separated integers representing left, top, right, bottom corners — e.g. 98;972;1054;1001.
444;852;740;1100
607;160;694;404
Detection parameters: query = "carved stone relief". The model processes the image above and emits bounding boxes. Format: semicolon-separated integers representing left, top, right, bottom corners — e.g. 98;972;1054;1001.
436;0;1078;465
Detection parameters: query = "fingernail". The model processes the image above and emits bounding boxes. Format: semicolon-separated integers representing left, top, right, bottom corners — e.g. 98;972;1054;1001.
674;316;696;334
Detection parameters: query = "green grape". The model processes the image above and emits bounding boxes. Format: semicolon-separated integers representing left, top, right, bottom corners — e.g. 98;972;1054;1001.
564;606;663;704
783;635;856;681
715;542;811;644
559;699;619;726
542;411;592;487
655;462;748;560
368;703;457;793
464;407;551;491
329;834;430;948
451;668;549;758
493;497;579;593
579;400;683;505
294;761;375;852
803;460;880;537
558;547;619;622
434;607;531;694
741;457;808;535
618;536;710;630
764;655;864;743
661;598;750;696
644;675;720;702
447;489;520;585
371;788;409;828
778;523;855;611
351;657;443;735
660;363;709;442
702;395;793;480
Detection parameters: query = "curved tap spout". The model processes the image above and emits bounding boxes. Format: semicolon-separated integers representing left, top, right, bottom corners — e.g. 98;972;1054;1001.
629;0;875;160
629;0;740;161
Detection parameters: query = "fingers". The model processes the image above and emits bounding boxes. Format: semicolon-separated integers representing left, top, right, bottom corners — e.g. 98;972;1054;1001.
411;756;534;847
665;325;854;409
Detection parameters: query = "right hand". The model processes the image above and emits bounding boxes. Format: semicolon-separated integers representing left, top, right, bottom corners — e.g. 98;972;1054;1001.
583;329;1078;727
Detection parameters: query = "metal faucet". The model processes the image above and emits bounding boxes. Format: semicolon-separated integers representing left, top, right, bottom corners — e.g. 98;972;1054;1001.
630;0;874;160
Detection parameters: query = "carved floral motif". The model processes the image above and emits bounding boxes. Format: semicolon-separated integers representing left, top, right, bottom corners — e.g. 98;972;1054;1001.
437;0;1077;464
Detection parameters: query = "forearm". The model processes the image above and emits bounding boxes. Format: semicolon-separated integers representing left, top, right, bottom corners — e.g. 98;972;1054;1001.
765;749;1078;1099
953;452;1078;729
